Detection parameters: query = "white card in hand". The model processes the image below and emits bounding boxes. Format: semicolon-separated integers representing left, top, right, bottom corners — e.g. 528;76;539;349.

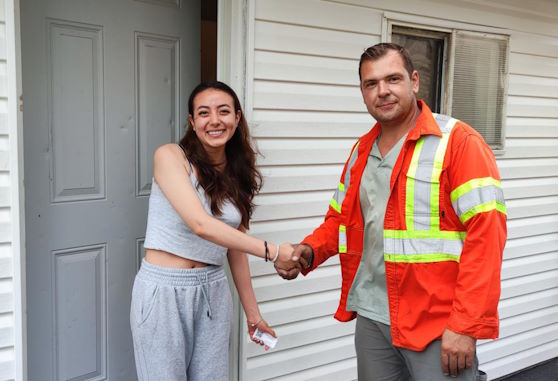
253;328;278;349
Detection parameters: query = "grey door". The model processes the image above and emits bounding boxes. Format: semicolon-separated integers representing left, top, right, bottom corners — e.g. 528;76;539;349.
22;0;200;379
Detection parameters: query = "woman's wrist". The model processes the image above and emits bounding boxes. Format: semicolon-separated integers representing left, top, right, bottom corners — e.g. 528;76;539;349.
247;315;263;328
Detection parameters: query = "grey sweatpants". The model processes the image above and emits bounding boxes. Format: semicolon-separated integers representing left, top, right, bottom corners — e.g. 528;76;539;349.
355;315;478;381
130;260;232;381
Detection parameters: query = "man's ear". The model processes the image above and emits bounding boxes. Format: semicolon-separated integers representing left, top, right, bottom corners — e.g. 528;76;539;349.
411;70;420;94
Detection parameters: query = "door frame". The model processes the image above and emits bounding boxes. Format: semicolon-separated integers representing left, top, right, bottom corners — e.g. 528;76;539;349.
216;1;248;380
8;0;247;380
6;0;26;380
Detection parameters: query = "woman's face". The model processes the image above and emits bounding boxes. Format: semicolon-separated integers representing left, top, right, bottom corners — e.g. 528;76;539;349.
189;88;241;157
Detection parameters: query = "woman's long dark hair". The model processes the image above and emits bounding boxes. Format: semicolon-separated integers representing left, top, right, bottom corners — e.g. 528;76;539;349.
179;81;262;228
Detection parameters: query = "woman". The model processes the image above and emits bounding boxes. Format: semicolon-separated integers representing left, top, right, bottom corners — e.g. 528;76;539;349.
130;81;297;380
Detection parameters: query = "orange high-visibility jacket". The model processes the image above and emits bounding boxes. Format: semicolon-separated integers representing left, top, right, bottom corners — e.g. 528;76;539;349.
302;101;507;351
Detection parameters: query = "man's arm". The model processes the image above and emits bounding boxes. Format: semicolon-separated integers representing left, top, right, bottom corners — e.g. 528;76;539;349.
441;127;507;376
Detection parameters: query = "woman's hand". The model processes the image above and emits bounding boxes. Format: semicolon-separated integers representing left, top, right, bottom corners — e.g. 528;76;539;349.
248;318;276;350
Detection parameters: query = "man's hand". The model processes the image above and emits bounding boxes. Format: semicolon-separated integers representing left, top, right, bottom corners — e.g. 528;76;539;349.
274;244;313;280
440;328;476;377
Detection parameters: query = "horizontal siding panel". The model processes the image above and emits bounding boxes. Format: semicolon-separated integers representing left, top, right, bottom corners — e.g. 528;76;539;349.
509;52;558;78
478;323;558;363
254;20;379;59
496;305;558;339
499;287;558;319
257;289;340;326
502;177;558;200
503;138;558;159
0;114;7;134
507;95;558;118
0;326;12;349
0;186;10;207
271;358;357;381
252;120;370;139
507;214;558;239
501;252;558;280
0;257;10;278
0;359;14;381
257;138;355;165
253;81;365;112
506;195;558;219
259;165;342;193
497;158;558;179
245;335;355;380
504;233;558;260
510;31;558;58
255;0;382;35
251;110;373;138
481;340;558;380
254;51;359;86
253;266;341;302
508;74;558;98
506;117;558;138
249;216;329;243
0;291;12;314
0;151;9;171
252;191;330;222
500;269;558;299
246;316;354;357
0;222;10;243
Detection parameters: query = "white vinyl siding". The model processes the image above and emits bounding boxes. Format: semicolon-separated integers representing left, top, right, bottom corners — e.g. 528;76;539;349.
480;25;558;378
241;1;558;380
0;0;14;377
0;0;21;379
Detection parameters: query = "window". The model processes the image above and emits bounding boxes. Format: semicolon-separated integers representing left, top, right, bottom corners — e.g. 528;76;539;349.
391;25;509;151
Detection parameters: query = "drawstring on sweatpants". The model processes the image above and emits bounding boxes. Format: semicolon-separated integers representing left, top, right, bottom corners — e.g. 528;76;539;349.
196;272;213;319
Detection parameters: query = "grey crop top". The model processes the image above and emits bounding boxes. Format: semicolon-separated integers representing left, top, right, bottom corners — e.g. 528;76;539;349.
144;159;242;266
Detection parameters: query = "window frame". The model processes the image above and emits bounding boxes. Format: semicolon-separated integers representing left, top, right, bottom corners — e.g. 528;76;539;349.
382;13;510;154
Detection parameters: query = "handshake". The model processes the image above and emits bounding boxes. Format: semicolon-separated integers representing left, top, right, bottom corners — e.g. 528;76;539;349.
273;243;314;280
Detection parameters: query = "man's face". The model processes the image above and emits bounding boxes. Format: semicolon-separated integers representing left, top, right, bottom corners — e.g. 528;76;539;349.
360;50;419;126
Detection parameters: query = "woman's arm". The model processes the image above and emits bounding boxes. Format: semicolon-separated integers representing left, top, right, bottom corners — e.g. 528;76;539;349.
154;144;294;264
227;227;276;347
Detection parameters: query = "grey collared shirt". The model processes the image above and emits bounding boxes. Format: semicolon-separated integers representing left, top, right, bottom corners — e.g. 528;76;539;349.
346;134;406;325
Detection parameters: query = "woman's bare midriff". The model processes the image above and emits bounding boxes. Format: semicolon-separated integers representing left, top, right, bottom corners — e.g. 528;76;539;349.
145;249;209;268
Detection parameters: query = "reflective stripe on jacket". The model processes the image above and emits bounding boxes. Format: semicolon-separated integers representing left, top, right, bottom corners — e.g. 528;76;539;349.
301;101;507;351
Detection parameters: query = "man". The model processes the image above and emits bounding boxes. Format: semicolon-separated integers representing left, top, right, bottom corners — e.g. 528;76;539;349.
278;43;507;380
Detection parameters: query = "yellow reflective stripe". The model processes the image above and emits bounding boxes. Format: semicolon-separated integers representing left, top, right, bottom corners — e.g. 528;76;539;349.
330;198;341;213
430;132;451;230
451;177;502;203
384;253;460;263
339;225;347;253
384;229;466;240
406;138;424;230
338;183;345;192
459;201;507;223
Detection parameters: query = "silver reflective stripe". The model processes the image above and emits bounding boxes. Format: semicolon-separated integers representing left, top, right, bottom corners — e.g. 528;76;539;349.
343;143;360;194
384;237;464;258
387;114;465;263
411;135;441;230
452;185;505;220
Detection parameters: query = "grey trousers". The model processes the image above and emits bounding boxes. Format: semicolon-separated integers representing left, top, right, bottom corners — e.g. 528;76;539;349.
355;315;478;381
130;260;233;381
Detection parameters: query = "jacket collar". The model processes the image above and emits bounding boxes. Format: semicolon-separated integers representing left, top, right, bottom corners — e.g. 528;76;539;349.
361;100;442;146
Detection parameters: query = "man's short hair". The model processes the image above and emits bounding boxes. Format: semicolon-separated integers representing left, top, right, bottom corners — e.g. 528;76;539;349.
359;43;415;81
